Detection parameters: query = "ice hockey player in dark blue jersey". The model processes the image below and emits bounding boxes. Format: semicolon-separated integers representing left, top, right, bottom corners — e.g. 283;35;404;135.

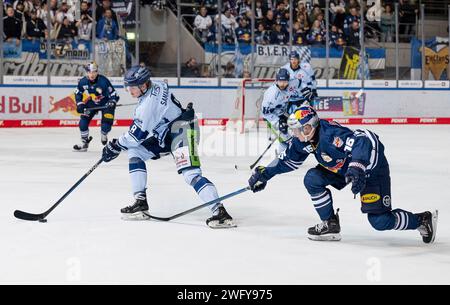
73;62;120;151
248;105;438;243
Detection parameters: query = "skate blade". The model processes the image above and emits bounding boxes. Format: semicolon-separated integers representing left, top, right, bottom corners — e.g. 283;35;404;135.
308;233;342;241
73;147;87;152
121;211;151;221
207;219;237;229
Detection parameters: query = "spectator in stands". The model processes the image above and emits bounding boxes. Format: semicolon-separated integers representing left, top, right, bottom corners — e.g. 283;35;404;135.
297;10;309;32
315;12;326;31
343;7;360;37
307;19;326;46
235;16;251;44
380;4;395;42
254;1;266;21
292;21;308;45
96;0;118;23
270;21;288;45
346;20;361;49
14;1;26;26
79;1;92;18
216;8;236;44
254;22;270;44
308;5;322;25
181;57;201;77
399;0;417;41
329;24;345;49
264;9;275;30
223;61;235;78
77;13;93;40
57;16;77;40
49;0;59;24
26;10;47;39
97;8;119;40
56;1;75;24
194;6;212;43
3;6;22;45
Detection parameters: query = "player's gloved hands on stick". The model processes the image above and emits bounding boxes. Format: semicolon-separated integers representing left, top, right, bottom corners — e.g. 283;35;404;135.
106;101;116;109
102;139;122;162
345;161;367;194
301;87;314;102
249;166;269;193
76;103;86;114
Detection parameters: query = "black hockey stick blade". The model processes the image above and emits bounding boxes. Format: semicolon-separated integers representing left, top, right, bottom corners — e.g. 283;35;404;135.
14;210;46;221
147;186;251;222
14;158;103;222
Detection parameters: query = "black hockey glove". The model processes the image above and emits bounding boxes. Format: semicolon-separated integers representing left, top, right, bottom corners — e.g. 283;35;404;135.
301;87;314;102
102;139;122;162
248;166;269;193
278;114;289;135
105;101;116;109
76;103;86;114
345;161;367;195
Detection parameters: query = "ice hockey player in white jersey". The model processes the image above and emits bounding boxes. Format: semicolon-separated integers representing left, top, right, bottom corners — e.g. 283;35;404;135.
101;66;235;228
281;51;318;106
261;68;301;152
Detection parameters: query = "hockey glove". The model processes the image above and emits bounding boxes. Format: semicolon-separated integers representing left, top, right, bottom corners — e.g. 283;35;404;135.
345;161;367;195
248;166;269;193
105;101;116;109
301;87;314;102
76;103;86;114
102;139;122;162
278;114;289;135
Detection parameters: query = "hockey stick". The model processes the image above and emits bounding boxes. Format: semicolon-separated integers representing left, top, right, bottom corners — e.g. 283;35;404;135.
234;136;278;171
86;102;137;112
14;158;104;222
146;186;250;222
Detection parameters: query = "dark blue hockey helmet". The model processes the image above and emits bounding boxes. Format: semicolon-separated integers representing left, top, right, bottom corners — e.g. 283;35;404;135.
276;68;290;82
124;66;151;87
289;51;300;60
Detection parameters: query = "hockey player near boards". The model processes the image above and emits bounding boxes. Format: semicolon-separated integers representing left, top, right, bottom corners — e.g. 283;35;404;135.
74;62;120;151
281;51;318;106
249;105;438;243
261;68;302;153
101;66;235;228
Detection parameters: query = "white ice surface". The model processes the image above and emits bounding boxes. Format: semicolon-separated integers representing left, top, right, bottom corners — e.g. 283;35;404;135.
0;125;449;284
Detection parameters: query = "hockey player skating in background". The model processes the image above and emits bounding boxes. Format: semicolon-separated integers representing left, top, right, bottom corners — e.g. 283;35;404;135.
281;51;318;109
73;62;120;152
249;105;438;243
261;68;301;153
101;66;235;228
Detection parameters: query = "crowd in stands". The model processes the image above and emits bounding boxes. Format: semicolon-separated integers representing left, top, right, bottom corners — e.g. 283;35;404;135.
183;0;419;48
2;0;122;45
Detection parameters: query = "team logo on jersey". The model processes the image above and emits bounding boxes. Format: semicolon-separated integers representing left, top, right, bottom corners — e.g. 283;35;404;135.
361;194;381;204
96;88;103;94
333;137;344;148
321;153;333;163
383;195;391;207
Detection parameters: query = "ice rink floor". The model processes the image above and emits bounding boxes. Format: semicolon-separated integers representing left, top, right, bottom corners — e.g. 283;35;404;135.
1;125;449;284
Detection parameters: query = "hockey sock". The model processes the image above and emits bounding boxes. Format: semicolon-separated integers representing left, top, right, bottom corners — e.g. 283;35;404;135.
311;189;334;221
193;177;222;215
129;158;147;194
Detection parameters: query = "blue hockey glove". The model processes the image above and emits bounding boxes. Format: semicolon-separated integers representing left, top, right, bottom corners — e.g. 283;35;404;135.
345;161;367;195
248;166;269;193
102;139;122;162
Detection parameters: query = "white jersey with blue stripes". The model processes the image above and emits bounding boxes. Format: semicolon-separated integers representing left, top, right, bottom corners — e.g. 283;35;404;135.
118;81;183;149
261;79;301;126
